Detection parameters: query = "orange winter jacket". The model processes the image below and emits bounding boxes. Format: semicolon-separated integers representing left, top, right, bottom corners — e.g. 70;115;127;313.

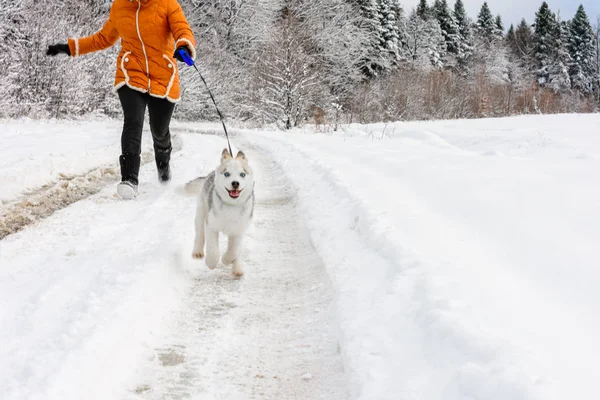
68;0;196;103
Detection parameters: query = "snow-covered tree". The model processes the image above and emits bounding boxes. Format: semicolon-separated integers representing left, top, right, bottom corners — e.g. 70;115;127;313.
416;0;431;20
391;0;409;62
476;2;496;43
547;19;572;93
0;0;27;113
567;5;596;93
354;0;389;76
531;3;573;93
302;0;370;103
495;15;504;38
251;7;320;129
433;0;460;56
533;2;557;86
513;19;535;60
250;0;368;128
453;0;473;67
405;10;446;70
1;0;596;122
378;0;401;62
186;0;276;59
468;2;510;86
175;0;281;119
507;24;516;45
595;17;600;100
504;24;529;101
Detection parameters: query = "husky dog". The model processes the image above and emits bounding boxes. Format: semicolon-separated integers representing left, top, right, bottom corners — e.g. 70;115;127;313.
184;149;255;276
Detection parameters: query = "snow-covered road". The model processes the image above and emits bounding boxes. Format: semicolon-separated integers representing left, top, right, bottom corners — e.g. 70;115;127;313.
0;127;347;400
125;145;348;400
1;114;599;400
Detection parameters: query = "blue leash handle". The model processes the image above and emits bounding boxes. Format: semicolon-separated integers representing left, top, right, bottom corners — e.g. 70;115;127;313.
178;48;194;66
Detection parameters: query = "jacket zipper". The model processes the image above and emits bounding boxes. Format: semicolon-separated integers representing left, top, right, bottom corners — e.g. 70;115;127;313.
135;0;150;91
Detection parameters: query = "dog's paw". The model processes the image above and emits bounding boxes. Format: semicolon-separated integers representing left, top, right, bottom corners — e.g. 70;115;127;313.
221;252;235;265
192;251;204;259
205;253;219;269
231;259;244;277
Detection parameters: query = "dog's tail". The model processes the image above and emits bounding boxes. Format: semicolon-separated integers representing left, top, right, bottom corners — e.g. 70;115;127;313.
176;176;206;196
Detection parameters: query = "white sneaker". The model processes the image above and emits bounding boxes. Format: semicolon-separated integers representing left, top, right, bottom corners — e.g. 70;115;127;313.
117;181;138;200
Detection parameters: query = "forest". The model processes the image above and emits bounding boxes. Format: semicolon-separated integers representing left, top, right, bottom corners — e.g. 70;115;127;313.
1;0;599;128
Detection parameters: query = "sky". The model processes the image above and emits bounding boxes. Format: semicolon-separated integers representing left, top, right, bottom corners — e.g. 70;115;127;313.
402;0;600;28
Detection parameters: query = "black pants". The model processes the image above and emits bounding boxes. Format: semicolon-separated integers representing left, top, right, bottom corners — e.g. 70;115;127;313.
117;86;175;184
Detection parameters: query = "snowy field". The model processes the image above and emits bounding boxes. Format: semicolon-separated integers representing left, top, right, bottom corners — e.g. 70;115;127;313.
1;114;599;400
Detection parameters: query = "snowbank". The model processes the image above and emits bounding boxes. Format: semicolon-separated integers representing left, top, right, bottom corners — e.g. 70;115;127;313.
249;113;600;400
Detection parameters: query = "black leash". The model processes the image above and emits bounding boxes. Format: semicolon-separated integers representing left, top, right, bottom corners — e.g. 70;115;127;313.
178;48;233;157
193;65;233;157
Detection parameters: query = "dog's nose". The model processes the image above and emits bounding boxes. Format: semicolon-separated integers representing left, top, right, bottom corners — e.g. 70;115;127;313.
231;181;239;189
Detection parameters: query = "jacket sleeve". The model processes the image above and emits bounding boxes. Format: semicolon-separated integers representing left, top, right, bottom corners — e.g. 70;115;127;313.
68;17;120;58
167;0;197;60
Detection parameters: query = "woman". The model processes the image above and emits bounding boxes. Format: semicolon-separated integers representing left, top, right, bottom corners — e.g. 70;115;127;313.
47;0;197;199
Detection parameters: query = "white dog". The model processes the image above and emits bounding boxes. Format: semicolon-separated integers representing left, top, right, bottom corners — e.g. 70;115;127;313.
184;149;255;276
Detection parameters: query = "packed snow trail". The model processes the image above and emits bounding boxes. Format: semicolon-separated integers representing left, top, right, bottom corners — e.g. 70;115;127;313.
126;146;347;400
0;130;347;400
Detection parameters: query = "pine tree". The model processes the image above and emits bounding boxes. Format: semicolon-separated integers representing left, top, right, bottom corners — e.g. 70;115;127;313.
453;0;469;36
507;24;516;44
533;2;557;85
355;0;389;76
433;0;460;55
391;0;409;62
506;19;535;74
476;2;496;43
495;15;504;39
378;0;401;62
416;0;430;20
568;5;596;93
505;24;528;90
548;19;572;92
515;19;535;58
453;0;473;64
470;3;509;85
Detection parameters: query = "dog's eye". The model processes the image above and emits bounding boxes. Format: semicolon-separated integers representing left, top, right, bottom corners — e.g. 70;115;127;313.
224;172;230;177
240;172;246;178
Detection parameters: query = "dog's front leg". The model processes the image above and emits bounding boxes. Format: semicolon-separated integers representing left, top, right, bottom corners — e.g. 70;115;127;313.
192;207;206;259
223;235;244;276
205;228;220;269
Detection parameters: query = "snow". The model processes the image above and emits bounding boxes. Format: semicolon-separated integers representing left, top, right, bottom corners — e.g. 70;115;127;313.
251;113;600;400
0;119;131;203
0;131;226;400
124;148;347;399
1;113;600;400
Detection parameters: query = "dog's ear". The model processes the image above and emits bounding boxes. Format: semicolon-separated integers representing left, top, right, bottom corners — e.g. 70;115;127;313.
221;148;232;162
235;151;246;160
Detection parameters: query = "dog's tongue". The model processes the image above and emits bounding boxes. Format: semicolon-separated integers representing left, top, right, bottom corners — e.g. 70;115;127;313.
229;190;240;198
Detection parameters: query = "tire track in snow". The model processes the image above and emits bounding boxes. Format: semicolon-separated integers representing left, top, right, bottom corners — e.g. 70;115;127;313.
126;147;348;400
0;135;183;240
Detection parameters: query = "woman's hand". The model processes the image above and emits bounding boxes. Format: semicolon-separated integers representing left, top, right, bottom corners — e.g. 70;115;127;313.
46;44;71;56
174;46;192;63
